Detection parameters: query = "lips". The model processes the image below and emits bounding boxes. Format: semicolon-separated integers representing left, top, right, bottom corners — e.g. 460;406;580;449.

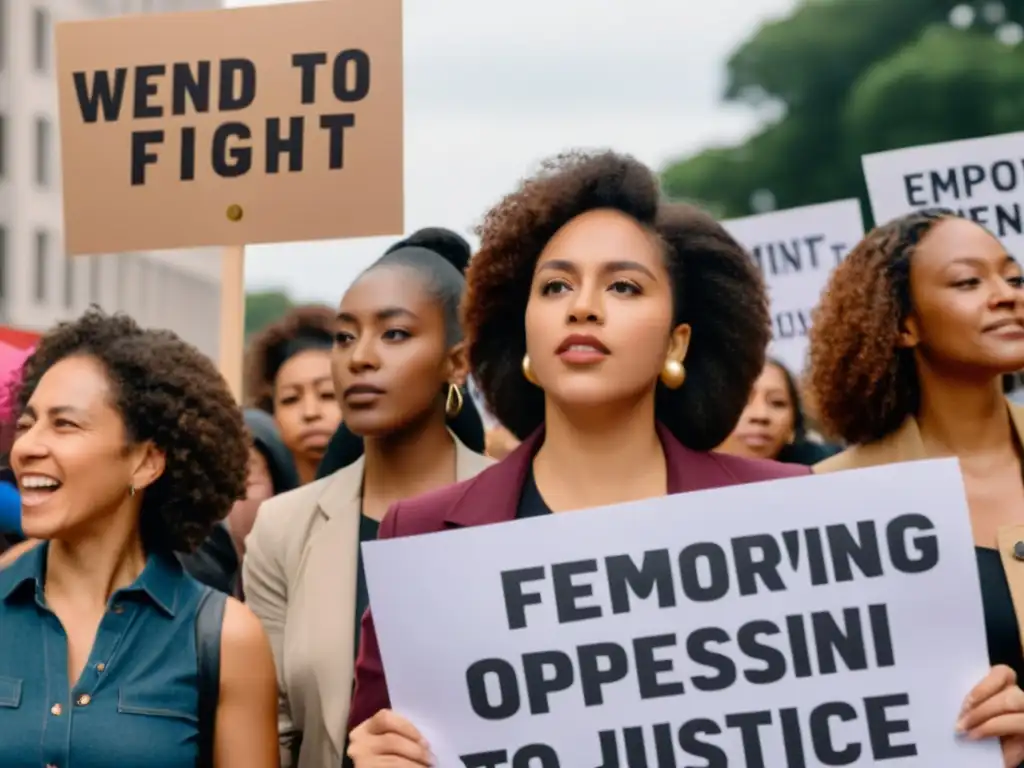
19;473;62;509
984;318;1024;333
343;383;386;406
556;334;610;355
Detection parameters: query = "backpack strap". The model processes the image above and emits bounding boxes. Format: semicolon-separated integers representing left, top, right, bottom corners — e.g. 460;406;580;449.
195;586;228;768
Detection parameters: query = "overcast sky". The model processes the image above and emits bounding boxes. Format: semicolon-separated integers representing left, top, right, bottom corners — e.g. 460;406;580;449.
226;0;797;304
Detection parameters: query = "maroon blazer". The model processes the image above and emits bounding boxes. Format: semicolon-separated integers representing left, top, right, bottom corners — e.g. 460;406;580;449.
347;423;810;730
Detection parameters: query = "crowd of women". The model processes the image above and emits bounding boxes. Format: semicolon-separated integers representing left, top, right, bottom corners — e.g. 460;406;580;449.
1;149;1024;766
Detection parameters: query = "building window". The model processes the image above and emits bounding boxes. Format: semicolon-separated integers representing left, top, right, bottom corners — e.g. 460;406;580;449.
34;230;48;303
33;8;49;73
34;117;50;186
63;255;74;309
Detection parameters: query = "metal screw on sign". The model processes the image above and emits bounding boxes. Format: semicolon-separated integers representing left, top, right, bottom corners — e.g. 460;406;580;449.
226;204;243;222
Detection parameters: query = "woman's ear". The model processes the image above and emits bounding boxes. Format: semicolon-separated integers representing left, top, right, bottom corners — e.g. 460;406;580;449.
668;323;692;363
131;442;166;494
445;341;470;387
897;314;920;349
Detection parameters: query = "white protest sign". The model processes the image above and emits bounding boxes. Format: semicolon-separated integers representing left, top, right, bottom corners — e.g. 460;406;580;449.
363;459;999;767
862;132;1024;257
722;199;864;375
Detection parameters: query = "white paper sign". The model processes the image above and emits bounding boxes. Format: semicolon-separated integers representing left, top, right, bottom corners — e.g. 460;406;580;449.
363;460;1000;767
862;132;1024;258
723;199;864;375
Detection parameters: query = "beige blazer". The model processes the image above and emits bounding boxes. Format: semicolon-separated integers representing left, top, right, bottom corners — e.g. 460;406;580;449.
814;401;1024;653
243;436;493;768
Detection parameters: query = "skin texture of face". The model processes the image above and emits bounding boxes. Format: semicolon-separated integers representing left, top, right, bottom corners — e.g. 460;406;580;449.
272;349;340;468
333;265;467;437
524;208;690;412
11;355;163;542
902;218;1024;376
717;362;796;460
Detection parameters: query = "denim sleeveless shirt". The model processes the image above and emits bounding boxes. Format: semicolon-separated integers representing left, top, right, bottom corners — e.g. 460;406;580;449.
0;542;205;767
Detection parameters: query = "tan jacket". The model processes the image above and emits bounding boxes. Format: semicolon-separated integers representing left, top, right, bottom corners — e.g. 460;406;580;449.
814;401;1024;653
243;437;493;768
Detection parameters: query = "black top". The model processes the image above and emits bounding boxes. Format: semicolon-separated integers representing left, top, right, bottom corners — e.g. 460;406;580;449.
354;513;382;655
977;547;1024;682
517;468;553;519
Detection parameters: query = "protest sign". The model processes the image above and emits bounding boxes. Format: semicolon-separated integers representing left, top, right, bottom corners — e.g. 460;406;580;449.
862;132;1024;258
363;459;999;767
723;200;864;375
55;0;404;398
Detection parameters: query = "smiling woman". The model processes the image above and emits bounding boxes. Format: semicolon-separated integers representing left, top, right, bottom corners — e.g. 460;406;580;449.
0;309;278;768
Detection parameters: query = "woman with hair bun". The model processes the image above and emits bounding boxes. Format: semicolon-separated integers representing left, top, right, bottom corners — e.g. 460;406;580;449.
244;228;492;768
345;150;808;767
246;304;341;485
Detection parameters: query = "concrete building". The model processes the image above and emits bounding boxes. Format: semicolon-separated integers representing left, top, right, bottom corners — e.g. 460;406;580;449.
0;0;224;360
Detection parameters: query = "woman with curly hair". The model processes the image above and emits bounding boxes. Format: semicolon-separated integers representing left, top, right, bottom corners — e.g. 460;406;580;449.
246;304;342;484
0;309;278;768
809;209;1024;765
245;228;492;768
345;150;809;766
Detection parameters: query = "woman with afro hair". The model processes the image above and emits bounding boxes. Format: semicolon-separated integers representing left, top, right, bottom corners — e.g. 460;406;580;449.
345;150;808;766
809;208;1024;764
246;304;342;485
0;309;278;767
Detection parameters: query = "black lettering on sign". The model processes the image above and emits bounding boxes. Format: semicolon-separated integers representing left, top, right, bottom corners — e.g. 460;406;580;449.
500;566;545;630
902;159;1024;206
886;513;939;574
465;658;520;720
771;308;812;340
731;534;785;595
688;627;736;692
677;542;730;602
78;51;372;185
865;693;917;759
551;559;602;624
604;549;675;614
725;710;772;767
809;701;860;764
634;634;685;699
522;651;574;714
737;620;786;684
576;642;628;706
954;202;1024;239
461;746;561;768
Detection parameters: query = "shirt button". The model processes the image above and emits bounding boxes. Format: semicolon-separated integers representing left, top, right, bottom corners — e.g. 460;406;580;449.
76;694;91;706
50;703;62;716
111;604;124;614
95;663;105;673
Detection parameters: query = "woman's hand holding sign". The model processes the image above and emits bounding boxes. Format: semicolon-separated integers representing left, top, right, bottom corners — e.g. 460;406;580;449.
957;665;1024;766
348;709;433;767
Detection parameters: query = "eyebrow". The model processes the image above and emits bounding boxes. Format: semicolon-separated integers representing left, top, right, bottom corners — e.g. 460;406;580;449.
537;259;658;280
336;307;419;324
278;375;334;392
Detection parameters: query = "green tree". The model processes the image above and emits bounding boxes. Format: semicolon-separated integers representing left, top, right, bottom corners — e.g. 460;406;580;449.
662;0;1024;224
245;289;294;338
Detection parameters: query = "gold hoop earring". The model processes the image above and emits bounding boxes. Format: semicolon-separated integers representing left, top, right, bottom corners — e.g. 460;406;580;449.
445;383;464;417
522;354;539;386
660;359;686;390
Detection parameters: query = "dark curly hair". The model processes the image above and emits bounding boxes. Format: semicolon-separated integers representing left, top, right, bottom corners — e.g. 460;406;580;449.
14;308;249;554
806;207;957;445
245;304;335;413
464;150;770;450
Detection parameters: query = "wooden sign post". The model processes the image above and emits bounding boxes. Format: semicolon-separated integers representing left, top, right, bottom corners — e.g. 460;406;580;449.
54;0;405;400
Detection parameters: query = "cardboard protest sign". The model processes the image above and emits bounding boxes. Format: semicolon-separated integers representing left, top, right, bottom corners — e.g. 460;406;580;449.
56;0;403;255
723;200;864;374
862;132;1024;255
363;460;999;767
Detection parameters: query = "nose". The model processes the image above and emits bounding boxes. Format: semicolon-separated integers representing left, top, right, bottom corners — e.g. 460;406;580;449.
990;275;1022;308
347;334;380;373
566;282;605;325
300;390;322;423
11;424;49;467
745;400;771;425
